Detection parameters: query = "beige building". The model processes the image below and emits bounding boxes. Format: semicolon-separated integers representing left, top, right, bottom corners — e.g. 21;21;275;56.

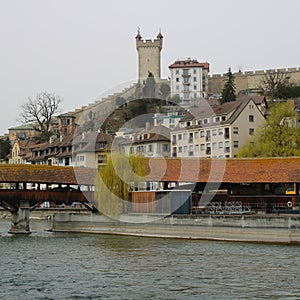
123;124;171;158
74;132;113;168
171;97;266;158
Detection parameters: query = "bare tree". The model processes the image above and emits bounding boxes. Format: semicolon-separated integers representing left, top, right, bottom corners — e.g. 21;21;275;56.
20;91;62;139
262;69;290;100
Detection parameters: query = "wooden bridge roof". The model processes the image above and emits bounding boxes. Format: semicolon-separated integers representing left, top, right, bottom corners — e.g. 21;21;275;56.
145;157;300;183
0;157;299;185
0;165;96;185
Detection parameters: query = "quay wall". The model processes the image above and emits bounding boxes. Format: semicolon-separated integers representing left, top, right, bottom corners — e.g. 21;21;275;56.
52;213;300;244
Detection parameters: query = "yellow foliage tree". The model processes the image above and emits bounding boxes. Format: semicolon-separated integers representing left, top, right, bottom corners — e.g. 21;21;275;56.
95;153;147;219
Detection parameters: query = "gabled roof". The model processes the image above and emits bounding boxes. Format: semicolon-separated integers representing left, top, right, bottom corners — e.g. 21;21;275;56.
132;125;170;144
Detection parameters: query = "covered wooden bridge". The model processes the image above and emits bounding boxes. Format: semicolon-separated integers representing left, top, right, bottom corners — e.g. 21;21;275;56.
0;164;97;233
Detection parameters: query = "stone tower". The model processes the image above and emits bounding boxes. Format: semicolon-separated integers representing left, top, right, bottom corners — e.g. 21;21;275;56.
136;29;163;84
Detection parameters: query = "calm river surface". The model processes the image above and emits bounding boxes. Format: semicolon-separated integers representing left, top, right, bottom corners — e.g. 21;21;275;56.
0;219;299;300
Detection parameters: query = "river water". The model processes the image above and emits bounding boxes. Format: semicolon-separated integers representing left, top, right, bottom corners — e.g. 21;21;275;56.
0;219;299;300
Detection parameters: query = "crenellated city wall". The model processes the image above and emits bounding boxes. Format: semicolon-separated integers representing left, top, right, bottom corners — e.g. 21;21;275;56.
209;67;300;95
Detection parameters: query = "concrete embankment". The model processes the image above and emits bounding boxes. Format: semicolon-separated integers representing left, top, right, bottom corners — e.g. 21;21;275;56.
52;213;300;244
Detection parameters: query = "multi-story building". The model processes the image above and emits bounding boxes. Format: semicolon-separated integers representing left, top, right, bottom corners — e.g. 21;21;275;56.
73;132;113;168
169;58;210;104
171;97;266;158
123;124;171;158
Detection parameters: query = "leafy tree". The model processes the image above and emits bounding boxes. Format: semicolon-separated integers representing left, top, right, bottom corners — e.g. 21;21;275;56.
278;85;300;99
262;69;290;100
0;138;11;159
95;154;147;219
220;67;236;104
237;102;300;157
169;94;181;105
20;91;62;140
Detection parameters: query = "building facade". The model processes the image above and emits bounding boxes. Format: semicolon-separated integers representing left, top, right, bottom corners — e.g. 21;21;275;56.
169;58;209;104
171;98;266;158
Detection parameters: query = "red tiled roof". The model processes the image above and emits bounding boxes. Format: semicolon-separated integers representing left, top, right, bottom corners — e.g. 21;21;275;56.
169;60;209;69
0;165;96;185
145;157;300;183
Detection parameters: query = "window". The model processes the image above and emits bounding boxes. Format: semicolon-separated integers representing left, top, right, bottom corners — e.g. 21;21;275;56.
176;77;179;82
194;93;197;98
183;133;188;140
176;85;179;91
183;69;189;76
200;130;205;137
183;92;189;99
249;128;254;135
178;134;182;140
233;127;239;134
215;116;220;122
203;119;208;124
189;145;193;156
162;144;169;152
178;146;182;153
218;128;223;135
225;141;230;153
176;69;179;75
200;144;205;151
212;142;217;150
249;115;254;122
234;141;239;148
98;154;107;164
195;144;199;152
221;116;226;121
212;129;217;136
193;77;197;82
193;85;197;90
218;141;223;149
194;132;199;139
183;77;189;83
184;85;189;91
148;144;153;152
183;146;188;152
249;104;254;109
77;155;84;162
193;69;197;74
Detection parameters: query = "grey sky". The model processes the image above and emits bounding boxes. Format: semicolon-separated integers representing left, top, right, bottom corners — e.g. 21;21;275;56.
0;0;299;134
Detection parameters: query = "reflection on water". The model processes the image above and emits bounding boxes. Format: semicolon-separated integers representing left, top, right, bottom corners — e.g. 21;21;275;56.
0;219;299;299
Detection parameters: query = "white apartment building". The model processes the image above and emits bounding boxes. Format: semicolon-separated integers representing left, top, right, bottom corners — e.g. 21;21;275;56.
169;58;210;105
171;98;266;158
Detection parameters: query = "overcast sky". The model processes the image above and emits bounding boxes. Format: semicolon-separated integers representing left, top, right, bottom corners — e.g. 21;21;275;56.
0;0;299;134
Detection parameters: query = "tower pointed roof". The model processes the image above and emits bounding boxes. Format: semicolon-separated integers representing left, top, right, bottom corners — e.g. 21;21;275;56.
135;27;142;40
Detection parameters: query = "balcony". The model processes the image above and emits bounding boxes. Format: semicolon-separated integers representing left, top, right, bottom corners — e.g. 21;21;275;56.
172;140;177;145
189;138;193;143
189;151;194;156
172;152;177;158
206;136;211;142
225;147;230;153
206;148;211;155
224;134;230;139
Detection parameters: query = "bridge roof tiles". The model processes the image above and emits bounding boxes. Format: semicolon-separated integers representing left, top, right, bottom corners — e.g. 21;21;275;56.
145;157;300;183
0;165;96;185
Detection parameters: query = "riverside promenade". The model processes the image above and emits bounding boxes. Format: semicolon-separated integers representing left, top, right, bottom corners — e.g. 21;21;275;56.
52;213;300;244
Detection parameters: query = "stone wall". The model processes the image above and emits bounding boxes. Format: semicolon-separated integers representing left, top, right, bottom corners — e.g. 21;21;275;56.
209;67;300;95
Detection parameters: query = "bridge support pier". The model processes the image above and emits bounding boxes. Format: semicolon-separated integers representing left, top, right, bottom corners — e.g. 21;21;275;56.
9;200;31;234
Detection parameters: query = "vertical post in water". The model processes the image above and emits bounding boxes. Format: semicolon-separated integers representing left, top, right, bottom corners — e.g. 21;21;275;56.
9;200;31;234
